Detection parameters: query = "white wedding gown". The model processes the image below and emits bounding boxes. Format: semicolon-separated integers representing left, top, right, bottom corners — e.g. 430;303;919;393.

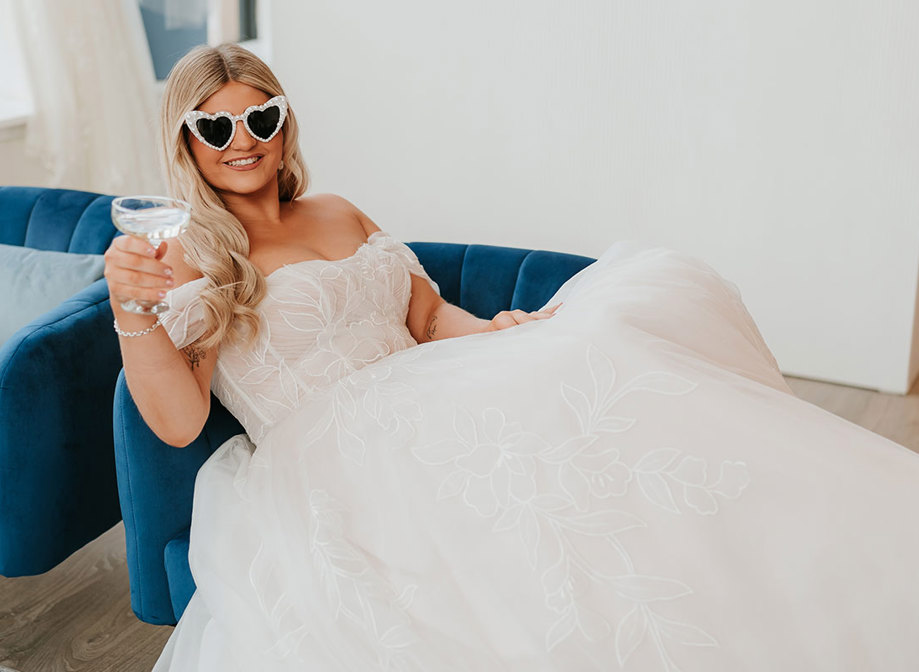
151;232;919;671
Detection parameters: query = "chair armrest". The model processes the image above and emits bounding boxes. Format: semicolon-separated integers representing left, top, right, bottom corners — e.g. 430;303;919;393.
510;250;596;312
113;370;244;624
0;278;123;575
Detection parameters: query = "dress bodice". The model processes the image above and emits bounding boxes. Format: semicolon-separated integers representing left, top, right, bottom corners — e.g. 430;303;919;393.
157;231;440;444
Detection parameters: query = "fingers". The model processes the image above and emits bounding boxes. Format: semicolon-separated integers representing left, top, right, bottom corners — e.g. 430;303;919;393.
113;234;159;257
488;305;562;331
104;236;175;305
516;306;564;322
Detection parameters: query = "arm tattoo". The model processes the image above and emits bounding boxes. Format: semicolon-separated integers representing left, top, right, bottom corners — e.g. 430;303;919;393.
424;314;438;342
181;343;206;370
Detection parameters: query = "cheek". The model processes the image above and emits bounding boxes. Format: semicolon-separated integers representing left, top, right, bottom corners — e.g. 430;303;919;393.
195;146;218;164
267;131;284;155
189;143;224;177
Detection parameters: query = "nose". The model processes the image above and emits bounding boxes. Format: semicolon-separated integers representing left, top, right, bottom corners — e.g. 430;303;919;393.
229;119;256;151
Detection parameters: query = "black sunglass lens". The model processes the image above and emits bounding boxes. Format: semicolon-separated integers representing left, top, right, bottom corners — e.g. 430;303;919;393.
247;106;281;140
196;117;233;148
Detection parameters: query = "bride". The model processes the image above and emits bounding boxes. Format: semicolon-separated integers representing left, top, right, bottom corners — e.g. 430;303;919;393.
105;44;919;671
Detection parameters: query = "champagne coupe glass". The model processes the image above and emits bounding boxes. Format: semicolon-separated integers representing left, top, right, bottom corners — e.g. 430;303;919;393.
111;195;191;314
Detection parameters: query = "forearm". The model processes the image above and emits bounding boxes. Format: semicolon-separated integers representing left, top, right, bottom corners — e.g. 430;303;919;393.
115;308;209;446
417;301;491;343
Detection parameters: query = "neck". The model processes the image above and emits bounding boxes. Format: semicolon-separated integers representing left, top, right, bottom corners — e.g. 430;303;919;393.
219;177;286;233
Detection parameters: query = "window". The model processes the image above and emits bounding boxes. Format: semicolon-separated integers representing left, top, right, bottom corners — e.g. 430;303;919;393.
138;0;267;81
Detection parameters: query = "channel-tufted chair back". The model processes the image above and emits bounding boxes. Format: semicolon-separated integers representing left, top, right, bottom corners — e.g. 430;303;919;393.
0;186;117;252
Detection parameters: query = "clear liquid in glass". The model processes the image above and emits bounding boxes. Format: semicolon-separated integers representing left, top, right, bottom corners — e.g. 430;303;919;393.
111;196;191;315
113;206;190;243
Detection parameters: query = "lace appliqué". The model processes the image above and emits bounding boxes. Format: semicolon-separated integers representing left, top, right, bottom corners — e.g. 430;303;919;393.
157;232;440;445
301;344;464;465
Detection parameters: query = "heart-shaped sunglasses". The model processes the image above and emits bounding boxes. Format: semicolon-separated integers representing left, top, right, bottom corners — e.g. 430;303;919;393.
184;95;288;151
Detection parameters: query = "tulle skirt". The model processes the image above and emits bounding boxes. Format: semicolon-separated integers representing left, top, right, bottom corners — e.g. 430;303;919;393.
153;240;919;671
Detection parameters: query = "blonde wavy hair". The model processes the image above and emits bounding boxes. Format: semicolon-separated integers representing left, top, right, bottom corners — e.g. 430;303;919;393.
159;43;309;351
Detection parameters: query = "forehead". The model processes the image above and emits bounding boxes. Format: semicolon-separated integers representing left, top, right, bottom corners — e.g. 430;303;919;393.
197;81;271;115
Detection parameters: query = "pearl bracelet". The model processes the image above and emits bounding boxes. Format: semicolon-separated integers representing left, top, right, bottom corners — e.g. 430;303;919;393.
113;317;162;338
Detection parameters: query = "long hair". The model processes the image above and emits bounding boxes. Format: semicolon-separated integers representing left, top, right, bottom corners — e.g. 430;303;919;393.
159;43;309;351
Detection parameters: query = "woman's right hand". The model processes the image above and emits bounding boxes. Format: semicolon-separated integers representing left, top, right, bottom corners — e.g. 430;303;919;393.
103;236;175;310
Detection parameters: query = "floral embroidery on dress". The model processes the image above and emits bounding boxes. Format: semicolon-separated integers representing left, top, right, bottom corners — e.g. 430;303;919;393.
305;488;422;670
409;344;750;668
157;233;759;671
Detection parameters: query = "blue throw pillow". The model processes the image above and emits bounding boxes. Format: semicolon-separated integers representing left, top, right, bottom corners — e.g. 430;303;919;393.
0;244;106;344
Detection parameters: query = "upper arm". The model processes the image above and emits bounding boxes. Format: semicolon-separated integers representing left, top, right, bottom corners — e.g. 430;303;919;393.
161;237;218;417
406;273;445;343
179;339;218;425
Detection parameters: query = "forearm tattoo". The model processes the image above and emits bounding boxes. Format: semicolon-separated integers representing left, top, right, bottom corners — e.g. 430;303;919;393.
424;314;438;342
182;343;206;370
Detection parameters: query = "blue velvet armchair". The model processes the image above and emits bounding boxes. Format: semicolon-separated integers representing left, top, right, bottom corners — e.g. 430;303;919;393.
0;185;595;625
115;242;596;625
0;186;122;576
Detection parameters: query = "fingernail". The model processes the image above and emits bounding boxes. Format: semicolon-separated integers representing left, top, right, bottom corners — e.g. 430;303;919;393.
158;290;166;298
164;268;173;276
165;278;174;286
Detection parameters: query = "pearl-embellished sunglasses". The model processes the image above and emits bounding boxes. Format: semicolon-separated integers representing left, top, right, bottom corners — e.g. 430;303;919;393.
184;95;288;151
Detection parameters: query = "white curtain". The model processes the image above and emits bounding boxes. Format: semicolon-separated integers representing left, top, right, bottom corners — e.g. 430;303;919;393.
10;0;164;195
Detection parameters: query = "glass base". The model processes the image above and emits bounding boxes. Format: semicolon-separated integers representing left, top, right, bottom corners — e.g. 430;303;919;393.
119;298;170;314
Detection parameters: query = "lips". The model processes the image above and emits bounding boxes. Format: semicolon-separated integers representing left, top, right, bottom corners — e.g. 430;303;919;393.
224;154;264;170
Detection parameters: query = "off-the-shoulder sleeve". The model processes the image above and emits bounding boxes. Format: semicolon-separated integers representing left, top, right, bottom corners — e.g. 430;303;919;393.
156;276;210;350
372;231;441;296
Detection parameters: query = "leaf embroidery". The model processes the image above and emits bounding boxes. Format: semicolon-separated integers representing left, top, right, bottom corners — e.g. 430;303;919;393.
405;345;740;668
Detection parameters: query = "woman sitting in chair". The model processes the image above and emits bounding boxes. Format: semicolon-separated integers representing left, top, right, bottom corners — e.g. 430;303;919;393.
104;43;919;672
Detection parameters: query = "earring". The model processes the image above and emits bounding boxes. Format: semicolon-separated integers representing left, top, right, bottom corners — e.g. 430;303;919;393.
278;159;284;171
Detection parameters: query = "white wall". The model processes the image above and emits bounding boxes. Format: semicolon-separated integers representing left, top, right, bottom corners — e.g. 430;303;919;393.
270;0;919;394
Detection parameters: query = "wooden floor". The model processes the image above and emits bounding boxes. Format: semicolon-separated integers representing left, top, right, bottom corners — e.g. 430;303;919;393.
1;374;918;672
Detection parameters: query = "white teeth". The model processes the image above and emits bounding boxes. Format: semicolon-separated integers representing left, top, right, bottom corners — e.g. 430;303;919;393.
226;156;260;166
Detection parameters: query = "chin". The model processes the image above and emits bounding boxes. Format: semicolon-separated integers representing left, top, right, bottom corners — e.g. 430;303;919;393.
214;173;277;196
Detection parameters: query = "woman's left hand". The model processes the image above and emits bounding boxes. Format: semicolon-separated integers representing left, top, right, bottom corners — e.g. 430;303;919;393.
484;303;562;332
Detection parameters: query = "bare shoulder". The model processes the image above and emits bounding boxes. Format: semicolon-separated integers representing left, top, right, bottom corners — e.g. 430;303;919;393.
303;192;383;237
161;236;205;287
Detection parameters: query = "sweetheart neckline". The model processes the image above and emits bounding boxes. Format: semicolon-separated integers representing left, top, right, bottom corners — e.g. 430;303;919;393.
264;230;385;279
169;231;388;293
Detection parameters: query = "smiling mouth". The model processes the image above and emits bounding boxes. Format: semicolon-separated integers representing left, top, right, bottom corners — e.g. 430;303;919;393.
224;155;263;168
